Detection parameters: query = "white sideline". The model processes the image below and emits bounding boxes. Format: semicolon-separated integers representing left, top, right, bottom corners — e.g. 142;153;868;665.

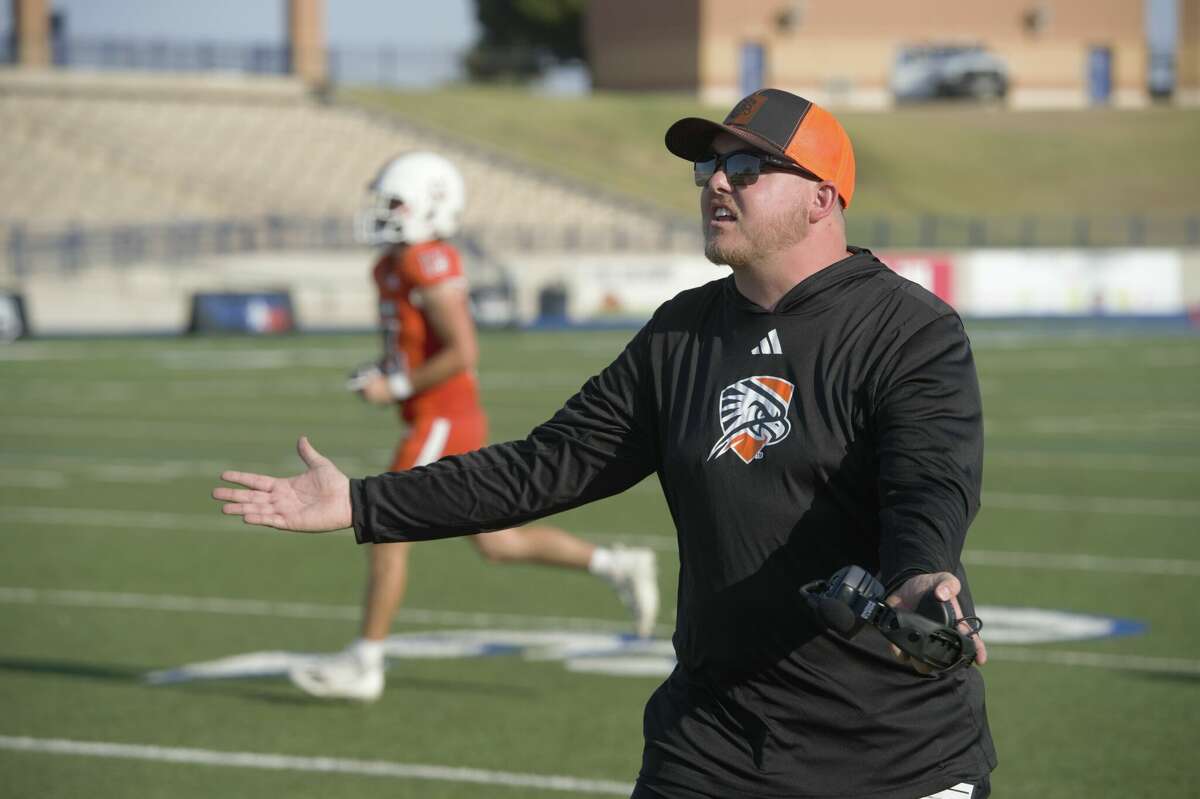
0;736;632;796
988;648;1200;675
0;587;654;634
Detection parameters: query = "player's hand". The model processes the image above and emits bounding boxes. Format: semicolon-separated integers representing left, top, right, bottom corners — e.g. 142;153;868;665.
358;372;396;405
212;436;352;532
886;572;987;672
346;362;382;393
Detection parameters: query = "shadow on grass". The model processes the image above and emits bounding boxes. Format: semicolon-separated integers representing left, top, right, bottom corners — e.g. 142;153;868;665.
0;656;538;705
1132;670;1200;685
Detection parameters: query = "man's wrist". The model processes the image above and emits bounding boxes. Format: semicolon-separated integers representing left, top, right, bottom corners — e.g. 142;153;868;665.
386;371;414;400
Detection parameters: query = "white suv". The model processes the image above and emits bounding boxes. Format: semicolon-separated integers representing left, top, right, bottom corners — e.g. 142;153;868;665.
891;44;1009;102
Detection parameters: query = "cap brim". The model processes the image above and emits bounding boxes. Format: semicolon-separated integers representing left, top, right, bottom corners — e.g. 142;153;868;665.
665;117;792;163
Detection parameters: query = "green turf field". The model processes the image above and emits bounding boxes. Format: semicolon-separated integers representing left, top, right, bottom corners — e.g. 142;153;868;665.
1;327;1198;797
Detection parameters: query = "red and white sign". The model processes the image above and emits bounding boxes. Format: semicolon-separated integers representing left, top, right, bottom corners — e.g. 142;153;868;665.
877;251;956;307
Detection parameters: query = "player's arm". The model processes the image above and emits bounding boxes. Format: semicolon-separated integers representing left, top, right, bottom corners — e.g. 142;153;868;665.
357;281;475;404
408;281;477;393
351;320;661;543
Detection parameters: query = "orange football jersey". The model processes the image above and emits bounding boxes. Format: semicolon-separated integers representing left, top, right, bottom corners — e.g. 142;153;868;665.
372;240;481;422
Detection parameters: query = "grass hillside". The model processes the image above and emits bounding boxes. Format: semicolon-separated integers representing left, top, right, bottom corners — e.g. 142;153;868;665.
342;86;1200;220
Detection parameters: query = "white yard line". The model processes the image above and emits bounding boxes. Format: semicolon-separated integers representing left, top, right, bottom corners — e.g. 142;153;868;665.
985;450;1200;473
983;491;1200;517
987;648;1200;675
975;347;1200;370
962;550;1200;576
0;416;298;442
0;505;672;539
0;587;649;634
0;736;631;796
0;506;245;532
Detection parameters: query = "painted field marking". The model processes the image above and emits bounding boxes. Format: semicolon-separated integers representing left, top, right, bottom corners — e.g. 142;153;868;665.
6;372;584;404
0;587;652;635
4;587;1198;678
988;648;1200;675
983;491;1200;517
984;450;1200;473
0;468;68;489
0;505;671;541
974;347;1200;370
0;736;631;796
0;416;304;443
962;550;1200;576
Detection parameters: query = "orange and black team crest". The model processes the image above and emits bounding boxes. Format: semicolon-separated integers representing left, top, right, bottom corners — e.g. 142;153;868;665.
707;376;796;464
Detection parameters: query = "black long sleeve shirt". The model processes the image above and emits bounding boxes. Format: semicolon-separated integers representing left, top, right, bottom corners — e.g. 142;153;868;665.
351;248;996;799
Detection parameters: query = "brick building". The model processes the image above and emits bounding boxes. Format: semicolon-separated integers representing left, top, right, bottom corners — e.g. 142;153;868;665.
585;0;1200;108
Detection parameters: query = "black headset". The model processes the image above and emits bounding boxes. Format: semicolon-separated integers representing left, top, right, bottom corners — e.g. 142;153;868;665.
801;565;982;674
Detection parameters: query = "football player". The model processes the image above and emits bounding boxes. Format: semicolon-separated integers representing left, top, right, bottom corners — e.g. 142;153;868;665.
287;152;659;702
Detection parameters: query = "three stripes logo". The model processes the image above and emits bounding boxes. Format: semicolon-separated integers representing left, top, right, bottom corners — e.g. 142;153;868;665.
707;375;795;464
751;328;782;355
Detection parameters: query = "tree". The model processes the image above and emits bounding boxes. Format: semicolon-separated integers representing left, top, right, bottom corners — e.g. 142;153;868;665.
466;0;586;81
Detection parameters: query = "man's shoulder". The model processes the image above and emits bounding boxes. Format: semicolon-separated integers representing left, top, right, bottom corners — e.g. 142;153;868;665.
852;251;958;326
652;275;729;322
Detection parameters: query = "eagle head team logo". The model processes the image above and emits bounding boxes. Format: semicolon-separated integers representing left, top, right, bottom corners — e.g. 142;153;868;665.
707;376;795;464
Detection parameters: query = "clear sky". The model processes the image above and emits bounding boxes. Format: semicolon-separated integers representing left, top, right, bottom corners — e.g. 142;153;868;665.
0;0;480;48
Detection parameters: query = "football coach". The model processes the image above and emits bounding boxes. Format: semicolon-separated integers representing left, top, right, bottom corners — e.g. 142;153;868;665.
214;88;996;799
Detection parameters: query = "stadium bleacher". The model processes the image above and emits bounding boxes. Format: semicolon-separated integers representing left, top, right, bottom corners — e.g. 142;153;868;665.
0;69;692;260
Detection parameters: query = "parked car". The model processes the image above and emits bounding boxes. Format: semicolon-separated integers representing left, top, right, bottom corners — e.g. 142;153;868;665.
890;44;1009;102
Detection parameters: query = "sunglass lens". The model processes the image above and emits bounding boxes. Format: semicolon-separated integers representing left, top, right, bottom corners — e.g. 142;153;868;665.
694;158;716;187
724;153;761;185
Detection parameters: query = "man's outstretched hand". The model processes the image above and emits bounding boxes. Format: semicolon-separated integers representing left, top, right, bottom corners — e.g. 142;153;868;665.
212;437;352;532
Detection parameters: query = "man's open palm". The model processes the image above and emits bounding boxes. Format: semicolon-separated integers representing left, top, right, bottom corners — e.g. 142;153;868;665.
212;437;352;532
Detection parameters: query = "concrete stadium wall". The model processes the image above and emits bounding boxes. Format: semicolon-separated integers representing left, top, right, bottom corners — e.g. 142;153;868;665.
7;248;1200;337
13;251;376;336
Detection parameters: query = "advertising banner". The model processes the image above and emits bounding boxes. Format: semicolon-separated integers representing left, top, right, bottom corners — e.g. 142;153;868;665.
877;251;956;306
187;291;297;334
965;249;1183;316
567;256;728;322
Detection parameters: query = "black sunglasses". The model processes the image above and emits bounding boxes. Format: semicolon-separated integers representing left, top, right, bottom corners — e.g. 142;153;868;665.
693;150;819;187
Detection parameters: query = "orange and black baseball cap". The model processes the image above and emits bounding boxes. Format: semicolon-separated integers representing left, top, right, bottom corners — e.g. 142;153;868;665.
665;88;857;208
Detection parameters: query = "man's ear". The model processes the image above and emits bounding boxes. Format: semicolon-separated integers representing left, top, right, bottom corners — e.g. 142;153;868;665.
810;182;840;223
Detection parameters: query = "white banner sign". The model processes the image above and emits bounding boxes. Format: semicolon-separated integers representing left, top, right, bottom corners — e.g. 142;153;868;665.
567;256;728;321
965;249;1183;316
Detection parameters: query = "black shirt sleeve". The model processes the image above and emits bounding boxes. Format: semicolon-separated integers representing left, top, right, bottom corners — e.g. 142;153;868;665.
351;323;660;544
873;312;983;588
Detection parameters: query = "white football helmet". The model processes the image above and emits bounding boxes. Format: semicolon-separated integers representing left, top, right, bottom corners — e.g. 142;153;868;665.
356;151;465;246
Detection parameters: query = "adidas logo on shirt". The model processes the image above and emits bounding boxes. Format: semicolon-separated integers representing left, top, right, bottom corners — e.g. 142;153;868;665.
751;329;783;355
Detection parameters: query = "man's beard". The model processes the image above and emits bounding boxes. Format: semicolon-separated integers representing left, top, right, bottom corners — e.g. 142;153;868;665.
703;205;809;268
